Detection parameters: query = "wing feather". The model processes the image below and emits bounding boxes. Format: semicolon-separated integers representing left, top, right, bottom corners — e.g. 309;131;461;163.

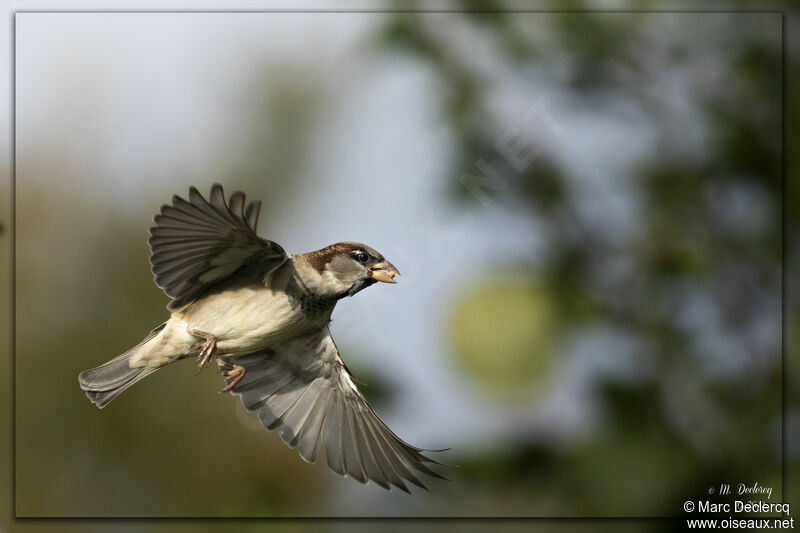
361;414;410;492
245;200;261;231
263;381;313;432
296;388;331;463
148;184;287;311
324;394;347;476
279;378;328;448
351;405;391;489
228;191;246;220
342;401;369;483
222;327;446;491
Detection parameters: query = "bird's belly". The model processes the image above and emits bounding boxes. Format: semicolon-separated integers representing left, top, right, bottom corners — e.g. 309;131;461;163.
183;285;328;356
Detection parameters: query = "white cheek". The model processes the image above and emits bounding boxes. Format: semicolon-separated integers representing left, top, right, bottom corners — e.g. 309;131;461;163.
320;270;354;295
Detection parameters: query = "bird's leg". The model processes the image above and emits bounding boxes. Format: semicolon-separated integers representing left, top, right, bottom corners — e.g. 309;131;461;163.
190;329;217;373
217;358;246;393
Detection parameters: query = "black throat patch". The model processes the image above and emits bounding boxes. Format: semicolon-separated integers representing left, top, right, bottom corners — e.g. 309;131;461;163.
285;276;338;320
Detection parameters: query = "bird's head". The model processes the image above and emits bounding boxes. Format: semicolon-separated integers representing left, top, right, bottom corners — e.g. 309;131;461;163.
300;242;400;299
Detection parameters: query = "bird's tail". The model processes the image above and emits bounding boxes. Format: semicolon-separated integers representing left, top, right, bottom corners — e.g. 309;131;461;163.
78;323;166;409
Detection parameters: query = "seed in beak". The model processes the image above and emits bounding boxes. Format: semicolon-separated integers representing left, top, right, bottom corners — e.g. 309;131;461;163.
369;262;400;284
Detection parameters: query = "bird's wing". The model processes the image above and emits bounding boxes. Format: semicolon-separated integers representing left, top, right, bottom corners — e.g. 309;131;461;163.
149;183;287;311
223;327;447;492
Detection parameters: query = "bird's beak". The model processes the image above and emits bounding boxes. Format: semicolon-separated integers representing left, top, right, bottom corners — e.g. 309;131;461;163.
369;261;400;284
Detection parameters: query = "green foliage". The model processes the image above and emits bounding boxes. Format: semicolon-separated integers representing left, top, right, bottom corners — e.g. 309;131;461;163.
449;279;557;399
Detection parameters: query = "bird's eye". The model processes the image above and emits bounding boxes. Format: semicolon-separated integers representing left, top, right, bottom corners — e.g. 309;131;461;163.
352;250;369;264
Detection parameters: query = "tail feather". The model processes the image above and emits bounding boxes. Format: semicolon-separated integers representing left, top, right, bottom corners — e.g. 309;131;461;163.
81;366;156;408
78;323;166;409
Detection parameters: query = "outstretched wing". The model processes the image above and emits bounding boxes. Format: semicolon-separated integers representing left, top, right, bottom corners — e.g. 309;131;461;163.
148;183;288;311
223;327;447;492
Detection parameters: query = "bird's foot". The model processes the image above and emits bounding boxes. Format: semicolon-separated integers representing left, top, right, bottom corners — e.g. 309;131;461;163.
219;363;246;393
190;329;217;374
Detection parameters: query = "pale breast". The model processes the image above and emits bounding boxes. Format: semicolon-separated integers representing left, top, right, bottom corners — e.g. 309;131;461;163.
178;274;335;357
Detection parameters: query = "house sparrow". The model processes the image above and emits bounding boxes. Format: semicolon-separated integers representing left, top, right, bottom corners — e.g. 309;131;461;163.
78;184;445;492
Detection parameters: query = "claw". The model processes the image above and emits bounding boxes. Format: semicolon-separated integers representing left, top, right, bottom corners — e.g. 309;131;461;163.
220;364;246;393
190;329;217;374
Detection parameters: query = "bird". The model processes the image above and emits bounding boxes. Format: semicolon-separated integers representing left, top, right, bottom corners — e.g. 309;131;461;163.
78;183;446;492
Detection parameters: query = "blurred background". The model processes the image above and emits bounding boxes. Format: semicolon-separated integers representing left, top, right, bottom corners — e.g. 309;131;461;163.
2;3;796;529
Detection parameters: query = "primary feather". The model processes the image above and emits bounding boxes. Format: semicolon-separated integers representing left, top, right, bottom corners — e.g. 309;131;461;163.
148;184;287;311
223;327;446;492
